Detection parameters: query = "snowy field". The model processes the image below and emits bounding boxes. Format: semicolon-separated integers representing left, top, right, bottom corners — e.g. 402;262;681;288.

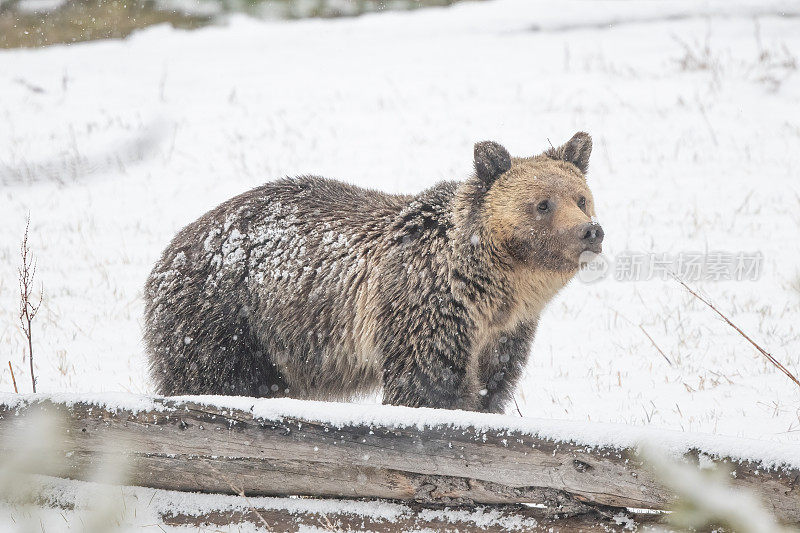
1;0;800;455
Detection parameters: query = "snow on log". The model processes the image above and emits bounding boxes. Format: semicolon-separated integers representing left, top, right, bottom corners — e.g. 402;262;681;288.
0;393;798;525
160;501;667;532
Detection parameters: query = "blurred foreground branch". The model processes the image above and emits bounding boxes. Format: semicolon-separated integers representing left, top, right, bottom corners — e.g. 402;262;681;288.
642;445;799;533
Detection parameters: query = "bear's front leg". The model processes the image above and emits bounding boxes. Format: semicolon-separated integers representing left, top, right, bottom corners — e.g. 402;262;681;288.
380;302;480;411
382;351;479;411
477;320;538;413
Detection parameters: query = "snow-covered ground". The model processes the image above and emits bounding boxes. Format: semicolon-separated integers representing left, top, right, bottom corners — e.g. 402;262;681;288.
1;0;799;453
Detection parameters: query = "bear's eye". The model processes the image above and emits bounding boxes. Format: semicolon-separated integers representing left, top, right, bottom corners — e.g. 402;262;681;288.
537;200;550;213
578;197;586;209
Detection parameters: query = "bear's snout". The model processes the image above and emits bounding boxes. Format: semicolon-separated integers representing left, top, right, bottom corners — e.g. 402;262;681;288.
578;222;604;253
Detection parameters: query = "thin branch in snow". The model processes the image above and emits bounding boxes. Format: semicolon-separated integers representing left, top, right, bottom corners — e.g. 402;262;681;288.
18;214;42;393
671;273;800;389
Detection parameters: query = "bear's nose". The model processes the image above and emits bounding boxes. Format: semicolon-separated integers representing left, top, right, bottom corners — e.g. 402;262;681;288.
579;222;604;246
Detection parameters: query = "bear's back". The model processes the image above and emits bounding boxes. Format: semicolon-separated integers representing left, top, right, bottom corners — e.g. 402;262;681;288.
233;177;411;286
263;176;413;224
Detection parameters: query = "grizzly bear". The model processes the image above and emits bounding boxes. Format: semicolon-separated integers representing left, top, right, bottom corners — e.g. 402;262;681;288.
143;132;602;412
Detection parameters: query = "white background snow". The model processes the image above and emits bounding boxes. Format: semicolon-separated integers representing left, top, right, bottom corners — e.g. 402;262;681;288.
1;0;799;453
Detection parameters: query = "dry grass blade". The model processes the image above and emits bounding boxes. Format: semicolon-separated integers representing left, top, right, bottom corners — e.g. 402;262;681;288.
671;273;800;389
639;324;673;366
7;362;18;393
609;305;673;367
206;463;273;531
512;397;524;417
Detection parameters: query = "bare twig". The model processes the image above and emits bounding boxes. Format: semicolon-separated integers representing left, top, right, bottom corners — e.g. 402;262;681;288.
8;362;18;393
18;214;42;393
671;273;800;389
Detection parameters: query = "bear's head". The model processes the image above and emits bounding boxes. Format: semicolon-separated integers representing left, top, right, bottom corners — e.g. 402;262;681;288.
470;132;603;272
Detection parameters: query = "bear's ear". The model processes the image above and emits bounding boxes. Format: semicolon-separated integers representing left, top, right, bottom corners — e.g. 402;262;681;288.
474;141;512;185
545;132;592;174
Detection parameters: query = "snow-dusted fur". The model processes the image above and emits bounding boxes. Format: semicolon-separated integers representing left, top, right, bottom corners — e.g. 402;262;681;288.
144;133;601;412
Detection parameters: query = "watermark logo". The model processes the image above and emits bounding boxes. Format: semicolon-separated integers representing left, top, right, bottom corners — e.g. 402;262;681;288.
577;251;763;283
577;251;610;283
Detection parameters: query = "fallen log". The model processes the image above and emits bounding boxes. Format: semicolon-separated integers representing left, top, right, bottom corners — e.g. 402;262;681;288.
0;393;797;525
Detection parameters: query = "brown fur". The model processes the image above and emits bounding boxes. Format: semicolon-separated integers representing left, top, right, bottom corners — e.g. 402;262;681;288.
143;132;602;413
